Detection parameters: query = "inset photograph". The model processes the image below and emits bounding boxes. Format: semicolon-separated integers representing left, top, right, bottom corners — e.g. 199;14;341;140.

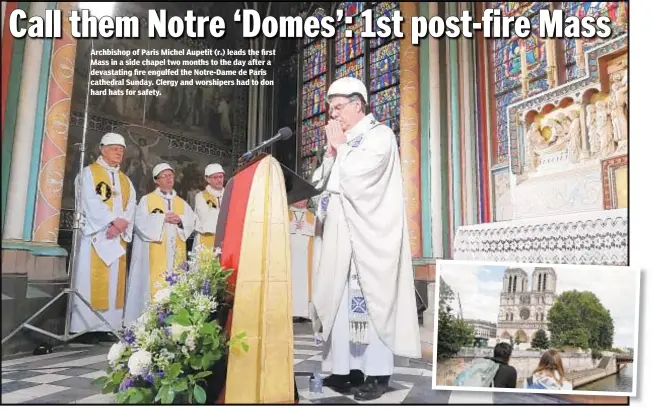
432;260;640;397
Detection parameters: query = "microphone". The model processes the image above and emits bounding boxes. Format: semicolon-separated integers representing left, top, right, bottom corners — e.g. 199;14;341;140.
239;127;294;163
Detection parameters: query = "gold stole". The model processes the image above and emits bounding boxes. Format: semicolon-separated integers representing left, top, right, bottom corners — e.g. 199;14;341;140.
147;193;186;298
88;162;131;310
198;189;220;249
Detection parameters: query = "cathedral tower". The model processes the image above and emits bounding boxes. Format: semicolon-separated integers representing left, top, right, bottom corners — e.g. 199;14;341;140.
496;267;557;347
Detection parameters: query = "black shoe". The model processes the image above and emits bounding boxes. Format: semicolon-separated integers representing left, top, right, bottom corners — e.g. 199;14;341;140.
354;377;389;401
323;371;366;394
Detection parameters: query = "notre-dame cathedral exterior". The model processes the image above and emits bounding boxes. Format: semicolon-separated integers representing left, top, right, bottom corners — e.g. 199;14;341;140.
496;267;558;348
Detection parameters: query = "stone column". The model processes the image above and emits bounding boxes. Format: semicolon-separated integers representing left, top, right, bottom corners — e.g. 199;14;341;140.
32;2;77;243
3;2;47;240
428;2;443;259
399;1;422;258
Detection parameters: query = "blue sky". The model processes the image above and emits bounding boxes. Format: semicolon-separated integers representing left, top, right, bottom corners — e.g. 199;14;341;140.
439;262;640;349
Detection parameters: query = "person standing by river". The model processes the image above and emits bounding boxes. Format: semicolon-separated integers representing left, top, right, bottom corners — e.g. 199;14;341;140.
524;350;573;390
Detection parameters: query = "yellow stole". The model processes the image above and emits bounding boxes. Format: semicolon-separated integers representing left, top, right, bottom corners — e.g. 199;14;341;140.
147;192;186;298
198;189;220;249
88;162;131;310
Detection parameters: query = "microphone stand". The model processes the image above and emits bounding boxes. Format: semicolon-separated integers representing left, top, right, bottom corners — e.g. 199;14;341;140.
238;129;294;164
2;38;121;347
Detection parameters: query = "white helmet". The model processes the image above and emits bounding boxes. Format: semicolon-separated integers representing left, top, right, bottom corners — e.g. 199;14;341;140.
205;163;224;177
99;132;126;147
326;76;368;105
152;162;174;179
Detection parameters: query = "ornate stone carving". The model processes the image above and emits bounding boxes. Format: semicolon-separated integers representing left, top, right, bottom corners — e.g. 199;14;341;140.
508;34;627;175
566;110;582;164
609;71;628;152
586;104;599;155
596;99;615;158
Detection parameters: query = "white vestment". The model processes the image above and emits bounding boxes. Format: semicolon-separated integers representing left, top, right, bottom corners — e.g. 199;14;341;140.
124;188;196;326
289;206;316;319
191;185;224;251
310;114;421;376
70;157;137;333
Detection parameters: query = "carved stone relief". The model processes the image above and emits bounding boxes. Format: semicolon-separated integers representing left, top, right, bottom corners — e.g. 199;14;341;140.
518;52;628;179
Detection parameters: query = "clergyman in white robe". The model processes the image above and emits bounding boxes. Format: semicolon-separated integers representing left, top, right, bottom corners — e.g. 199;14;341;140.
124;184;196;326
311;110;421;399
192;163;225;252
70;148;136;334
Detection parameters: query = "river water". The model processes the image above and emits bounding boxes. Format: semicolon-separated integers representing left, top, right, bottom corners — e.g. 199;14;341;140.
577;364;634;392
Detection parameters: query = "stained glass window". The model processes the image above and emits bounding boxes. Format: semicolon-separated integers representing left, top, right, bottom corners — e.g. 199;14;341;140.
371;2;399;48
334;2;365;82
300;7;328;179
563;2;626;81
298;1;403;175
491;2;550;164
369;2;400;140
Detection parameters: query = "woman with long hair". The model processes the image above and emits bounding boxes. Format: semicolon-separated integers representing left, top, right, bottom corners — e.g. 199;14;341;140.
525;349;571;390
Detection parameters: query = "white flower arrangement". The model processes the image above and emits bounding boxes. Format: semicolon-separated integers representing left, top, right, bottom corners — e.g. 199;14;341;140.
95;245;248;404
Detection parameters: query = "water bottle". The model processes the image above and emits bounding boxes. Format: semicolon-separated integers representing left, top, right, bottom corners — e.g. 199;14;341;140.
309;373;323;394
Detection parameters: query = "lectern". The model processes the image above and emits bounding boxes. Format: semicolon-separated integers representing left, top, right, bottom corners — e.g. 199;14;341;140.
210;153;318;404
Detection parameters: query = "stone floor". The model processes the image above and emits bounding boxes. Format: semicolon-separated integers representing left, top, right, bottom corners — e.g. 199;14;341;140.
1;322;577;405
1;322;441;404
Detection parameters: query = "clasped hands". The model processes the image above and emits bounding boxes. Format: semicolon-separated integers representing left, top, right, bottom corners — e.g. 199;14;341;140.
164;212;182;225
106;217;129;239
324;120;346;157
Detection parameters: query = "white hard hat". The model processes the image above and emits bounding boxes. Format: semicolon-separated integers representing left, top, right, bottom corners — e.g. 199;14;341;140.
99;132;126;147
326;76;368;105
152;163;174;179
205;163;224;176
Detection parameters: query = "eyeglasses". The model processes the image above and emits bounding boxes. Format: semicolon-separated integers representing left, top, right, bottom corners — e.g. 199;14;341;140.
328;99;355;115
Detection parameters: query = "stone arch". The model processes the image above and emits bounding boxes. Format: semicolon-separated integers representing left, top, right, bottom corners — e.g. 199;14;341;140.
500;331;511;340
514;330;528;343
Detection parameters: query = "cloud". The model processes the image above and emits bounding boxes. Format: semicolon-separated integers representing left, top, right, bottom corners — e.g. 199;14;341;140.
439;264;504;323
438;262;640;349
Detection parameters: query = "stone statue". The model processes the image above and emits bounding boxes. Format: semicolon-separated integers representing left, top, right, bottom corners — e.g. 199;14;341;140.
566;110;582;164
586;104;599;155
525;123;545;170
595;100;615;157
546;112;571;145
609;71;628;151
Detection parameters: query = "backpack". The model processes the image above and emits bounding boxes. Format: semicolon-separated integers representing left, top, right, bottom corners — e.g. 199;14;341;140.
526;376;547;389
454;358;501;388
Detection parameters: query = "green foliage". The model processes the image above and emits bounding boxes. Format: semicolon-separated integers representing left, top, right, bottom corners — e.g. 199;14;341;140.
548;290;614;350
439;277;455;308
437;278;475;359
95;246;248;404
530;329;550;350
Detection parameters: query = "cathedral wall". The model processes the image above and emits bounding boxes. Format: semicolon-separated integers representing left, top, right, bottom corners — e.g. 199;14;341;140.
2;2;251;356
62;2;249;213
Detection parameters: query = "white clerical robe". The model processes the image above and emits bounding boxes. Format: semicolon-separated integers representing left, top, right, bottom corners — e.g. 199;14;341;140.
289;206;316;319
70;157;137;333
192;185;224;252
123;188;196;326
310;114;421;376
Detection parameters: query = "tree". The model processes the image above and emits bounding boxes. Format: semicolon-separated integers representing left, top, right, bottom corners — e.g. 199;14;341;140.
439;277;455;308
548;290;614;350
437;278;475;359
531;329;550;350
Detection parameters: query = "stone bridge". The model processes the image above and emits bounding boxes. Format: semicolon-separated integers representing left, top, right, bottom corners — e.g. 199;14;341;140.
615;353;633;364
